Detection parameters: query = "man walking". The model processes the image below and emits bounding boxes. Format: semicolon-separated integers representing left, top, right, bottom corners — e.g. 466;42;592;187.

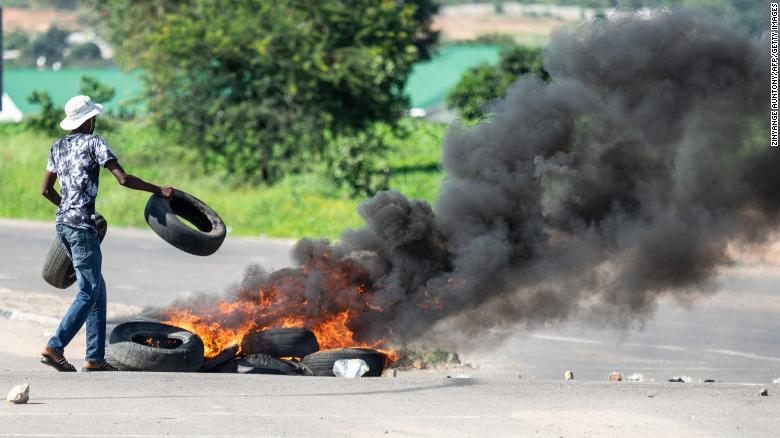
39;95;174;372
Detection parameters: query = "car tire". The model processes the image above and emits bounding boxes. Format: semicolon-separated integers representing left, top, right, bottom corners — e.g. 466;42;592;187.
302;348;387;377
107;321;204;372
144;189;226;256
104;323;135;371
200;344;239;372
237;354;301;375
41;214;108;289
240;328;319;359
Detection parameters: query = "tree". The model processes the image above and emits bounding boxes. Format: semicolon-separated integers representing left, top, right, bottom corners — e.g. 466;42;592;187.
447;45;549;122
65;42;103;65
87;0;438;183
22;26;70;67
26;76;118;137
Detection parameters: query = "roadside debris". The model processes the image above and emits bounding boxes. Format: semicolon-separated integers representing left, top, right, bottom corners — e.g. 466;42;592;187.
625;373;644;382
608;372;623;382
704;379;715;383
773;377;780;384
333;359;369;378
5;383;29;404
668;375;692;383
759;388;769;396
564;370;574;381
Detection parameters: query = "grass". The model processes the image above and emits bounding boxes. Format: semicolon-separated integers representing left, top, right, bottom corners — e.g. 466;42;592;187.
0;118;447;240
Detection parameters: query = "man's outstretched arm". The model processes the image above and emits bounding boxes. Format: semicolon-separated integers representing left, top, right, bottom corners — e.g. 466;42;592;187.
41;171;61;207
105;160;174;200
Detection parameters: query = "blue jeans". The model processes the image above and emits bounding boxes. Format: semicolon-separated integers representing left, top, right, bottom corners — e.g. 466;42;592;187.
47;224;107;362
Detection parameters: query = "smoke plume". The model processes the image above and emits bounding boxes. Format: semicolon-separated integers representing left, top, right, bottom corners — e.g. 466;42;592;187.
166;10;776;350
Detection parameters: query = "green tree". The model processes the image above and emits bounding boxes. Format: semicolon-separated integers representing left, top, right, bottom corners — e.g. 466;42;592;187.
447;45;549;122
22;26;70;67
25;76;119;137
87;0;438;184
5;30;30;51
65;42;103;65
24;92;61;138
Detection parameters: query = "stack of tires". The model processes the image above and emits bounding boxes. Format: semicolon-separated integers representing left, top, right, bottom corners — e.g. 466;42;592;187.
104;321;389;377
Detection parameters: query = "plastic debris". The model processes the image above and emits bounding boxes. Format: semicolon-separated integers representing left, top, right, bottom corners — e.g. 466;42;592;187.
564;370;574;381
333;359;369;378
773;377;780;384
668;375;692;383
625;373;644;382
609;372;623;382
759;388;769;396
6;383;29;404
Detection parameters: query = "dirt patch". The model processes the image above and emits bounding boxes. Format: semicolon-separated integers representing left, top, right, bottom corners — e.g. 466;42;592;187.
2;7;82;33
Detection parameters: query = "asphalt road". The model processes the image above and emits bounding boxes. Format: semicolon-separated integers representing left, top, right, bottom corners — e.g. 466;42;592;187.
0;372;777;437
0;219;779;436
0;218;294;307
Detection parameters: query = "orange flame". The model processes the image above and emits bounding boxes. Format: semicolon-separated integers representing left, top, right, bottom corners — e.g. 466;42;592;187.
163;252;397;363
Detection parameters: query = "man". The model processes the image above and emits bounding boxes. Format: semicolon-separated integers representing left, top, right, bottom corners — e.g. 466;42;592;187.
39;95;174;372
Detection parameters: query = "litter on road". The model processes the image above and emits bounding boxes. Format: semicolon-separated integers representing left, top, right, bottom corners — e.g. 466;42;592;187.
564;370;574;381
333;359;369;378
609;372;622;382
5;383;29;404
668;375;693;383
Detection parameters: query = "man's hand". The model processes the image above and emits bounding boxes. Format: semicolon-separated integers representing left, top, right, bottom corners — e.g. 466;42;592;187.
160;186;174;200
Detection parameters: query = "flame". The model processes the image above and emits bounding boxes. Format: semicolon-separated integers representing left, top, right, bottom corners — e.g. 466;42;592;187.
163;250;397;363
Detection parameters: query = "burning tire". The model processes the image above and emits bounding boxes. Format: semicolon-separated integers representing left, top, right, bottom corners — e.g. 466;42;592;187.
302;348;387;377
240;328;319;359
237;354;312;375
144;189;226;256
104;323;135;371
41;214;108;289
107;321;204;372
200;343;239;372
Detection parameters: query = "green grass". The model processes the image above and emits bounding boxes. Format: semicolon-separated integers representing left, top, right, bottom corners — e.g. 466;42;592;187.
0;118;446;239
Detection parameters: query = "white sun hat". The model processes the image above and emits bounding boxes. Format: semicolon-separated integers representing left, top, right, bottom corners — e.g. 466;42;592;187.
59;95;103;130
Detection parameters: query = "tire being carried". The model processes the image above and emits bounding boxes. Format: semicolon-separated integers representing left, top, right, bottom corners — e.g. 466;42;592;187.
41;214;108;289
107;321;204;372
240;328;319;359
144;189;226;256
302;348;387;377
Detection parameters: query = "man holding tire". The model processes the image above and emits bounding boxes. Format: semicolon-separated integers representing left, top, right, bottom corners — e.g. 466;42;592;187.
39;95;174;372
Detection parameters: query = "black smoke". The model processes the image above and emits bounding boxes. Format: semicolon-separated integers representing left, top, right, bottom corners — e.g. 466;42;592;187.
177;10;777;349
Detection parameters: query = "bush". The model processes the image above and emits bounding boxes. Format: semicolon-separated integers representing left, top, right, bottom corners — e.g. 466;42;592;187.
88;0;439;185
446;45;549;122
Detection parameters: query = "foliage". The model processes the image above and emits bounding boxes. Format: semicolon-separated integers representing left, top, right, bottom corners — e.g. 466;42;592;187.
4;30;30;51
23;76;120;136
326;126;391;197
79;75;115;106
65;42;103;65
446;45;549;122
24;91;61;138
87;0;439;185
0;118;446;239
21;26;70;67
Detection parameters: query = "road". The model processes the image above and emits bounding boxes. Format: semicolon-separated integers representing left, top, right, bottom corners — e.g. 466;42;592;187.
0;219;779;436
0;372;777;437
0;218;294;307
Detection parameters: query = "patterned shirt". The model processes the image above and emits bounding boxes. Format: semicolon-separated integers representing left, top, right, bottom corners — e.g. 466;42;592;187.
46;134;117;230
